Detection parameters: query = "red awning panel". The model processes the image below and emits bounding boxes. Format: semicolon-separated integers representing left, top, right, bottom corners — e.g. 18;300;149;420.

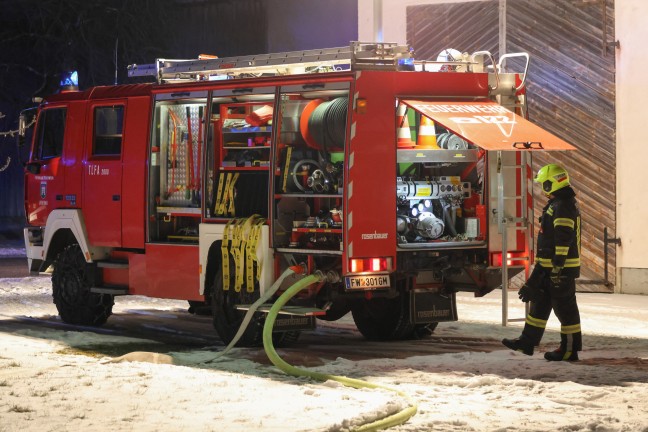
402;100;576;151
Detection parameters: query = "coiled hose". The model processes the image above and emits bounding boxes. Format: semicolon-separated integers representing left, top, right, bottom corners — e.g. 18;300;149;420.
307;97;347;150
262;273;418;431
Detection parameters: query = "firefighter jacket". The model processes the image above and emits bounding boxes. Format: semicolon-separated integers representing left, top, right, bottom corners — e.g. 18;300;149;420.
535;186;581;278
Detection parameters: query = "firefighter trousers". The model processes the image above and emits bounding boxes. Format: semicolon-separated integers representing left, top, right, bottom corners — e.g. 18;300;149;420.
521;275;582;352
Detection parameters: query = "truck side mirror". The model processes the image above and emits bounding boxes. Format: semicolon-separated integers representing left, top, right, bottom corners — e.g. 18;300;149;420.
25;162;41;175
17;114;26;147
17;109;36;166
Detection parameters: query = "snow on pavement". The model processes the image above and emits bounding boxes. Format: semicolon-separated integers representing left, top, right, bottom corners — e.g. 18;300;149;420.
2;271;648;431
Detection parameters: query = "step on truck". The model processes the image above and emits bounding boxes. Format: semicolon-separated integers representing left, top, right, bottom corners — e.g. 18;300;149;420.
19;42;575;345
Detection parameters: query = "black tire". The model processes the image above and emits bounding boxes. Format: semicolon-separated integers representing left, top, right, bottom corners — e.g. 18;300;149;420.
188;300;211;315
51;244;114;326
211;265;300;347
315;298;351;322
411;322;439;339
351;294;415;341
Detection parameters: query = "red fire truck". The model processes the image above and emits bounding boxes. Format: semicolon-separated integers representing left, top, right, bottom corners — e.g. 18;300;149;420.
20;42;574;346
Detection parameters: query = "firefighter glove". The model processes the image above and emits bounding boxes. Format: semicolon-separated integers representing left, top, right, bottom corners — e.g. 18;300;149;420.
518;284;544;303
550;266;564;285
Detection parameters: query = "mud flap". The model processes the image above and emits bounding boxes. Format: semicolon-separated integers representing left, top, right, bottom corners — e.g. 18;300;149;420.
410;290;458;324
271;315;316;332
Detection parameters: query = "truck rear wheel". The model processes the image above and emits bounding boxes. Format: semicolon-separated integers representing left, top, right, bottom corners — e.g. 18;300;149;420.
211;268;300;347
52;244;114;326
412;323;439;339
351;294;415;341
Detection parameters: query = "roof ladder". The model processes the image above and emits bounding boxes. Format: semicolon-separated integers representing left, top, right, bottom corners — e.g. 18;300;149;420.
497;150;533;326
127;42;412;84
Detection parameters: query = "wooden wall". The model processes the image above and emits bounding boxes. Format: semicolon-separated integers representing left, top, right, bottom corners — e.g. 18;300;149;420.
408;0;616;291
408;1;499;59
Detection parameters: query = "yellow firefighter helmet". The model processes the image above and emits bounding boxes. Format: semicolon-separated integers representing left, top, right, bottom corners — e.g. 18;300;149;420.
534;163;570;195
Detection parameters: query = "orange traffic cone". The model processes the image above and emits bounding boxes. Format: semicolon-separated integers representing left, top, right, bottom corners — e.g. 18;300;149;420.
396;104;415;148
417;115;439;149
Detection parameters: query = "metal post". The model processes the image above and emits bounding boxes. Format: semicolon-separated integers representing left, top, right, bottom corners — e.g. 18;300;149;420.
502;215;509;326
373;0;383;42
499;0;507;57
498;151;509;326
524;151;531;318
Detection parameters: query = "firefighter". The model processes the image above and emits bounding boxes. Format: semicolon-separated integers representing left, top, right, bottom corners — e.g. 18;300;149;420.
502;163;582;361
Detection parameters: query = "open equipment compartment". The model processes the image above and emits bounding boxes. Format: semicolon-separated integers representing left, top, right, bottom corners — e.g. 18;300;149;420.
271;82;350;254
395;100;486;250
148;92;207;243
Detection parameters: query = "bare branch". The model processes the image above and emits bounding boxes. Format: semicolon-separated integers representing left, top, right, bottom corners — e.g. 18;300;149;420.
0;156;11;172
0;113;36;138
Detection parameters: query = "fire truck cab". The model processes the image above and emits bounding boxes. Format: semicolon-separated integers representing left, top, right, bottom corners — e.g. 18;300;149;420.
22;42;574;345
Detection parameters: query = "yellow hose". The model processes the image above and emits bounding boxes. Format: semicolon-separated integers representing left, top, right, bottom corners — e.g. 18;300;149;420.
262;274;418;431
204;266;298;363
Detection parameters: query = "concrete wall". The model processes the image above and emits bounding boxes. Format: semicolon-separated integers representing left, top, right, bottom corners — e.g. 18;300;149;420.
615;0;648;294
358;0;483;43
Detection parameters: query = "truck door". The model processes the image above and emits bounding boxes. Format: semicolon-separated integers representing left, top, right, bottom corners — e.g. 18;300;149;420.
83;102;126;247
24;106;68;226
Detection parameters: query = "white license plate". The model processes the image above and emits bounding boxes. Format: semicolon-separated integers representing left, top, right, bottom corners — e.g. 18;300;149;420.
345;275;390;289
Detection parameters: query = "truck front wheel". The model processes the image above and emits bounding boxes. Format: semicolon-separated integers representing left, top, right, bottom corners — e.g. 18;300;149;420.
51;244;114;326
211;267;300;347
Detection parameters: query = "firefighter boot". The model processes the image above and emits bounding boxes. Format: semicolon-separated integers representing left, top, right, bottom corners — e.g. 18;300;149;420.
544;348;579;361
502;317;546;356
502;337;534;356
544;332;581;361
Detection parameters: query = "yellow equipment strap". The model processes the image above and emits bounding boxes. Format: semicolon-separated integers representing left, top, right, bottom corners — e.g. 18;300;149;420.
216;173;232;216
242;216;255;293
236;216;255;292
255;217;265;277
214;172;226;216
219;215;267;295
238;215;257;293
246;217;265;292
230;218;244;292
221;219;233;291
282;146;293;193
228;173;240;217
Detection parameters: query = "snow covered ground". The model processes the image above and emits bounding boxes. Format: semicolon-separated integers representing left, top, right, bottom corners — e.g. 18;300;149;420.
0;239;24;258
2;247;648;431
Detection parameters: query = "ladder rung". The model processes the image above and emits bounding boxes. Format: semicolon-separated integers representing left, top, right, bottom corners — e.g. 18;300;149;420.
503;195;524;199
503;217;528;224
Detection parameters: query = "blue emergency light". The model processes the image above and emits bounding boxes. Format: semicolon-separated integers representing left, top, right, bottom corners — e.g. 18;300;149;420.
60;71;79;91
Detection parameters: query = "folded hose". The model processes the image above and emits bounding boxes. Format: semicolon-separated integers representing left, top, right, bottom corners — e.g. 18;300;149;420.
262;274;418;431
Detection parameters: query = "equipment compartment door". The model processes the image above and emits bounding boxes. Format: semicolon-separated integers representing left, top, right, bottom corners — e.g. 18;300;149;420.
83;103;126;247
